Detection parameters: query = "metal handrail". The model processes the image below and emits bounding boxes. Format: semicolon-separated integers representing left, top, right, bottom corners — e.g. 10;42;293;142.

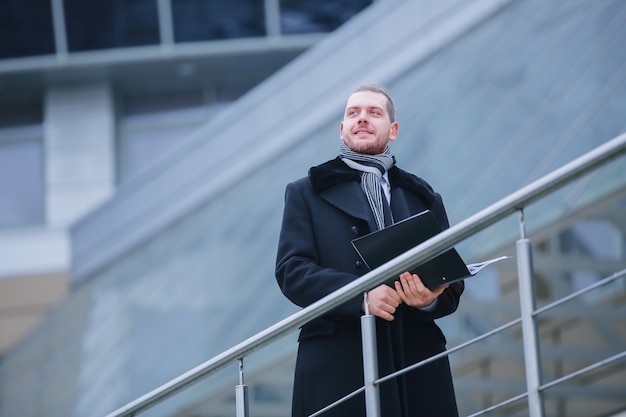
105;132;626;417
464;267;626;417
336;268;626;417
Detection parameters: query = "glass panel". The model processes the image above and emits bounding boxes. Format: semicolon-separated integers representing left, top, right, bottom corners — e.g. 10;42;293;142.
64;0;159;52
122;89;205;116
280;0;372;34
0;132;45;229
172;0;265;42
0;95;43;128
0;0;55;59
121;117;202;180
118;89;209;181
561;220;622;261
0;96;44;228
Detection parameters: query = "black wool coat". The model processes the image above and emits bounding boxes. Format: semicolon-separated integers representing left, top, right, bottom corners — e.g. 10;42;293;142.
276;157;463;417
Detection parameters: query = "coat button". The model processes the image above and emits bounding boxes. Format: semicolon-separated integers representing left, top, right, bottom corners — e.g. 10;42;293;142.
351;225;359;235
355;260;364;269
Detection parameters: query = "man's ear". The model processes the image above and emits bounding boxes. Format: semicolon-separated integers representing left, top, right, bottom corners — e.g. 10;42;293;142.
389;121;399;141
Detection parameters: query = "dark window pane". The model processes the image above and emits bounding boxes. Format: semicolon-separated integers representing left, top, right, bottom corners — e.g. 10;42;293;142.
64;0;159;51
0;96;43;128
173;0;265;43
280;0;372;34
0;0;55;59
122;88;204;115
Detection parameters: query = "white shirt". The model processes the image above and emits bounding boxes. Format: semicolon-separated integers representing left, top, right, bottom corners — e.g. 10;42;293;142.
381;172;391;204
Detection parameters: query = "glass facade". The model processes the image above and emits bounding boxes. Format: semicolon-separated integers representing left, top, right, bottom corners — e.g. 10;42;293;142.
0;97;45;229
64;0;160;51
0;0;55;59
0;132;45;228
172;0;266;42
280;0;373;34
116;82;253;183
0;0;373;59
117;87;209;181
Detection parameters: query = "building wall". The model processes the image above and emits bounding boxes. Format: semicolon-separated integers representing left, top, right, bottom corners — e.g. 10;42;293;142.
0;82;117;354
45;83;116;227
0;0;373;356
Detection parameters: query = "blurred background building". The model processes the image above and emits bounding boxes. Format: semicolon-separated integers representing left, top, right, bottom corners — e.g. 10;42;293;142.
0;0;624;416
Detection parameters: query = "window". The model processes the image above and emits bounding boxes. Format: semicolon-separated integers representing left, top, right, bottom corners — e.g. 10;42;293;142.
172;0;265;42
118;88;210;182
280;0;372;34
560;220;621;261
0;0;55;59
0;96;45;229
560;219;623;301
0;128;45;228
64;0;160;51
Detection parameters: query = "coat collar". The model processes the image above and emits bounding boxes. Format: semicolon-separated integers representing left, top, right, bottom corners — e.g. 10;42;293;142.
308;156;439;208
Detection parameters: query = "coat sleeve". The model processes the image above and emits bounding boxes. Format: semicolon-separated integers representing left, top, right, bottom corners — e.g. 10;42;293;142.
275;180;364;318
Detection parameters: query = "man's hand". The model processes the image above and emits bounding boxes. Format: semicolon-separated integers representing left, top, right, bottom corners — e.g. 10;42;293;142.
394;272;447;309
365;284;402;321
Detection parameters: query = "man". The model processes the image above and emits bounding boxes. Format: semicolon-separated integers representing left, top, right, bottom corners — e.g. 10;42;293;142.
275;84;463;416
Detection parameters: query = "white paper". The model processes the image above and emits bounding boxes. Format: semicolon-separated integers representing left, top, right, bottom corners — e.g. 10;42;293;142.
467;255;512;275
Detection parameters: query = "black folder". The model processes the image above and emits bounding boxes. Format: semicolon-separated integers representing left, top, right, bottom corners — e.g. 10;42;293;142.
351;210;470;290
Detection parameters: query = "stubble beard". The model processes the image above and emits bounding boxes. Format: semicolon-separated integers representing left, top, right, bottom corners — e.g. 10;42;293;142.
346;139;386;155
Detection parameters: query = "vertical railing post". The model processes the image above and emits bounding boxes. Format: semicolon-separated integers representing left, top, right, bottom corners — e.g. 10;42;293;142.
235;358;249;417
361;293;381;417
516;210;545;417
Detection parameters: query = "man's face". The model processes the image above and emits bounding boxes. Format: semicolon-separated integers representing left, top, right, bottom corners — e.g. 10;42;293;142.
340;91;398;155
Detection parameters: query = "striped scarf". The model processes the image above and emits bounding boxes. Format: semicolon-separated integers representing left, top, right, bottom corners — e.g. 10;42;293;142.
340;142;396;230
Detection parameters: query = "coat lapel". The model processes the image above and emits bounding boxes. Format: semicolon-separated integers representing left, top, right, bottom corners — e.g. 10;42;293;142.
309;156;440;231
320;181;378;232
